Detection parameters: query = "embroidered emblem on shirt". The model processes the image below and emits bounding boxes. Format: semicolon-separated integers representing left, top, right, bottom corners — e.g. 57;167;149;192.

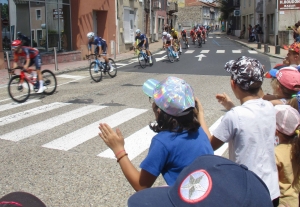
179;170;212;203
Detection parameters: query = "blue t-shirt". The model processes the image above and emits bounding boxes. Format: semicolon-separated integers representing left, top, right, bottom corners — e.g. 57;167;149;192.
88;36;106;49
135;34;147;42
140;127;213;186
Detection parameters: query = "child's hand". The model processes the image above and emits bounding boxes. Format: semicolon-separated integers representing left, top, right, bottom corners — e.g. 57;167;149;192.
99;123;125;154
216;93;235;110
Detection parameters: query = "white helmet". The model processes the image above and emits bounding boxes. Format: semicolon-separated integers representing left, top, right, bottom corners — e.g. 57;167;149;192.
87;32;95;39
136;29;141;34
181;29;184;31
162;31;167;36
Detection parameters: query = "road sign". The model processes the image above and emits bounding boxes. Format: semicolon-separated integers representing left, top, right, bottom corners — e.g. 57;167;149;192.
2;19;9;26
195;54;206;61
233;10;240;16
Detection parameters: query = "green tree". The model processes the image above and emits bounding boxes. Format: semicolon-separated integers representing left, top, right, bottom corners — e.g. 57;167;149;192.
1;3;9;20
214;0;235;21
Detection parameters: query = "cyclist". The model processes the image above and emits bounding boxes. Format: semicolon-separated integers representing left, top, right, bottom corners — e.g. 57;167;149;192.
87;32;115;72
134;29;152;64
181;28;189;48
201;26;207;42
190;27;196;43
196;27;202;44
170;28;182;58
11;39;44;93
162;31;179;59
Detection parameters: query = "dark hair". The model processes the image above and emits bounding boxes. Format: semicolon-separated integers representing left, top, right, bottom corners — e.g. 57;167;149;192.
149;104;200;133
231;75;262;95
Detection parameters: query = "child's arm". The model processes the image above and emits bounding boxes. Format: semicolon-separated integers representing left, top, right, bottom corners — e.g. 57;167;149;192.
216;93;235;111
195;97;211;138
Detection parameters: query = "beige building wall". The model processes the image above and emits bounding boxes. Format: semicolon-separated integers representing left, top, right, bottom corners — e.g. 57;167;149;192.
117;0;144;53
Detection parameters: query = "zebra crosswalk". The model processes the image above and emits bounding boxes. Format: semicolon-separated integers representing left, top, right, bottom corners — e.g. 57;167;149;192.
154;49;258;55
0;100;227;160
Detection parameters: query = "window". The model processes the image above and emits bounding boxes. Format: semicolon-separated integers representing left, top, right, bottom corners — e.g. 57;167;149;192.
249;0;251;6
31;30;35;41
270;14;274;33
36;9;41;20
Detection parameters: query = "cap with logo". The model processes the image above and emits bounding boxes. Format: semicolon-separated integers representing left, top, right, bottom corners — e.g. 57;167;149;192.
128;155;273;207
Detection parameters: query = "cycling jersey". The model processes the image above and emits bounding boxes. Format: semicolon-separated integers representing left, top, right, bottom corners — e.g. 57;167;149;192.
190;30;195;35
171;31;178;39
13;46;39;61
88;36;106;50
135;33;149;49
162;34;173;44
196;29;202;35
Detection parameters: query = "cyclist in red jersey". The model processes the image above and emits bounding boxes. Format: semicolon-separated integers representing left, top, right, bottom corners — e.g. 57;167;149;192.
181;29;189;48
190;28;196;43
196;27;202;42
11;40;44;93
201;26;206;42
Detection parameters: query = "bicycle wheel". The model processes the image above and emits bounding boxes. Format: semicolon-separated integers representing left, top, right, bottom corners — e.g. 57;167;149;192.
89;61;102;82
198;38;202;47
42;70;57;95
8;75;30;103
138;53;147;68
167;48;175;63
108;58;117;78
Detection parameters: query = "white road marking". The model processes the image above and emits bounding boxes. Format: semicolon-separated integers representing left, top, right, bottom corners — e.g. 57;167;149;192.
128;58;139;63
98;126;156;160
42;108;148;151
208;37;213;38
0;105;106;142
0;102;71;126
216;37;221;38
115;63;129;66
208;116;228;156
216;50;225;53
232;50;242;53
154;51;166;55
57;74;86;79
0;99;40;112
200;50;210;53
185;50;195;54
155;55;167;62
195;54;207;61
248;50;258;54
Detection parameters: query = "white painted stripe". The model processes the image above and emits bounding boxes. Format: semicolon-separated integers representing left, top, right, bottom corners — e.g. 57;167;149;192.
57;74;86;79
200;50;210;53
0;102;71;126
216;37;221;38
98;126;156;160
128;58;139;63
248;50;258;54
42;108;148;151
208;116;228;156
232;50;241;53
216;50;225;53
208;37;213;38
154;51;166;55
0;105;106;142
115;63;128;66
185;50;195;54
0;99;40;112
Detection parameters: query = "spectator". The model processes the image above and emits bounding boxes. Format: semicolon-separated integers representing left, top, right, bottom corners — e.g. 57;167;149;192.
248;24;253;41
207;56;280;203
274;105;300;207
292;23;300;43
257;24;263;43
239;24;246;39
128;155;273;207
263;67;300;112
98;76;213;191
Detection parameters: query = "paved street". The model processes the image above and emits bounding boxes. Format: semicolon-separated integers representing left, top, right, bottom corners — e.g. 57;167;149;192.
0;34;283;206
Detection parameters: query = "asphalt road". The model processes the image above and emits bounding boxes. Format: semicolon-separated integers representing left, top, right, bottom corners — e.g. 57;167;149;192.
0;34;282;207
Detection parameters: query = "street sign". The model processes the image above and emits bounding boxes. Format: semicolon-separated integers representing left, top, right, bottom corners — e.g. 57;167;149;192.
279;1;300;10
2;19;9;26
195;54;206;61
233;10;240;16
53;8;63;19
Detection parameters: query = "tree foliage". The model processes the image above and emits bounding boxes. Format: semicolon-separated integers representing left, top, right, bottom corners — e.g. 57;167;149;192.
214;0;235;21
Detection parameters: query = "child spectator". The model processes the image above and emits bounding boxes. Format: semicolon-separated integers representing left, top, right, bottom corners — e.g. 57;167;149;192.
98;76;213;191
207;56;280;203
274;105;300;207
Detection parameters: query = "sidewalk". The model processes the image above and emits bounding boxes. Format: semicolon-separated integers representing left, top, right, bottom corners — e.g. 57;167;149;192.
0;39;163;86
213;31;286;59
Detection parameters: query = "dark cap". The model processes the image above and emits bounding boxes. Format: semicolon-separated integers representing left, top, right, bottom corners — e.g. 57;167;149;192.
0;192;46;207
128;155;273;207
224;56;264;90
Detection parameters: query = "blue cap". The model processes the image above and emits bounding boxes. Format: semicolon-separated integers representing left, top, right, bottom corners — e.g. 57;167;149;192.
128;155;273;207
269;69;279;78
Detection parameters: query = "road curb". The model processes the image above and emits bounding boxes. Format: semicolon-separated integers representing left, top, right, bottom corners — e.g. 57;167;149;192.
225;35;284;59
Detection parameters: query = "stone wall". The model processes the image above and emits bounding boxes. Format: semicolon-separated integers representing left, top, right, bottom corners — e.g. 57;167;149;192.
177;6;202;30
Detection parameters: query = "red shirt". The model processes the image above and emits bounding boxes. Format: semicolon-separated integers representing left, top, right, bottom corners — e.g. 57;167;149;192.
14;46;39;61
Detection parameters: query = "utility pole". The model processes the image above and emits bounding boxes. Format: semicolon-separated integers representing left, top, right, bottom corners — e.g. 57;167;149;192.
150;0;152;42
275;0;278;46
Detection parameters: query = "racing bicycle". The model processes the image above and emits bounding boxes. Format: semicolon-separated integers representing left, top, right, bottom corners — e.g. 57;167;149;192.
165;45;179;63
8;66;57;103
182;36;188;49
134;47;153;69
86;54;117;82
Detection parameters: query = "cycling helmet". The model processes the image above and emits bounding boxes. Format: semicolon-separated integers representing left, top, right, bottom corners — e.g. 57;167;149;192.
162;31;167;36
136;29;141;34
171;28;175;32
11;40;22;47
87;32;95;39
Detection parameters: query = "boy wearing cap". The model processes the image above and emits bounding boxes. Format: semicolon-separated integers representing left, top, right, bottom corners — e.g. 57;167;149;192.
208;56;280;202
99;76;213;191
274;105;300;207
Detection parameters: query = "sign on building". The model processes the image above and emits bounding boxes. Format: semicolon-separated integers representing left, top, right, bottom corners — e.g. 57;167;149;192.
279;1;300;10
233;10;240;16
53;8;63;19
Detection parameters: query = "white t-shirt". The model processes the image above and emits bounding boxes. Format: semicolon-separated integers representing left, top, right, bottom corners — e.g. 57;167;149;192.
213;98;280;200
162;34;172;42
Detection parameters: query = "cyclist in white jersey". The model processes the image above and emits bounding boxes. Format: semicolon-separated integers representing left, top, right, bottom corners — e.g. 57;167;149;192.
162;32;179;59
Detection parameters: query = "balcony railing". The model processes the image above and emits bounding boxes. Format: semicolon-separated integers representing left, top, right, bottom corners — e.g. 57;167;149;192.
153;0;162;10
167;2;178;14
